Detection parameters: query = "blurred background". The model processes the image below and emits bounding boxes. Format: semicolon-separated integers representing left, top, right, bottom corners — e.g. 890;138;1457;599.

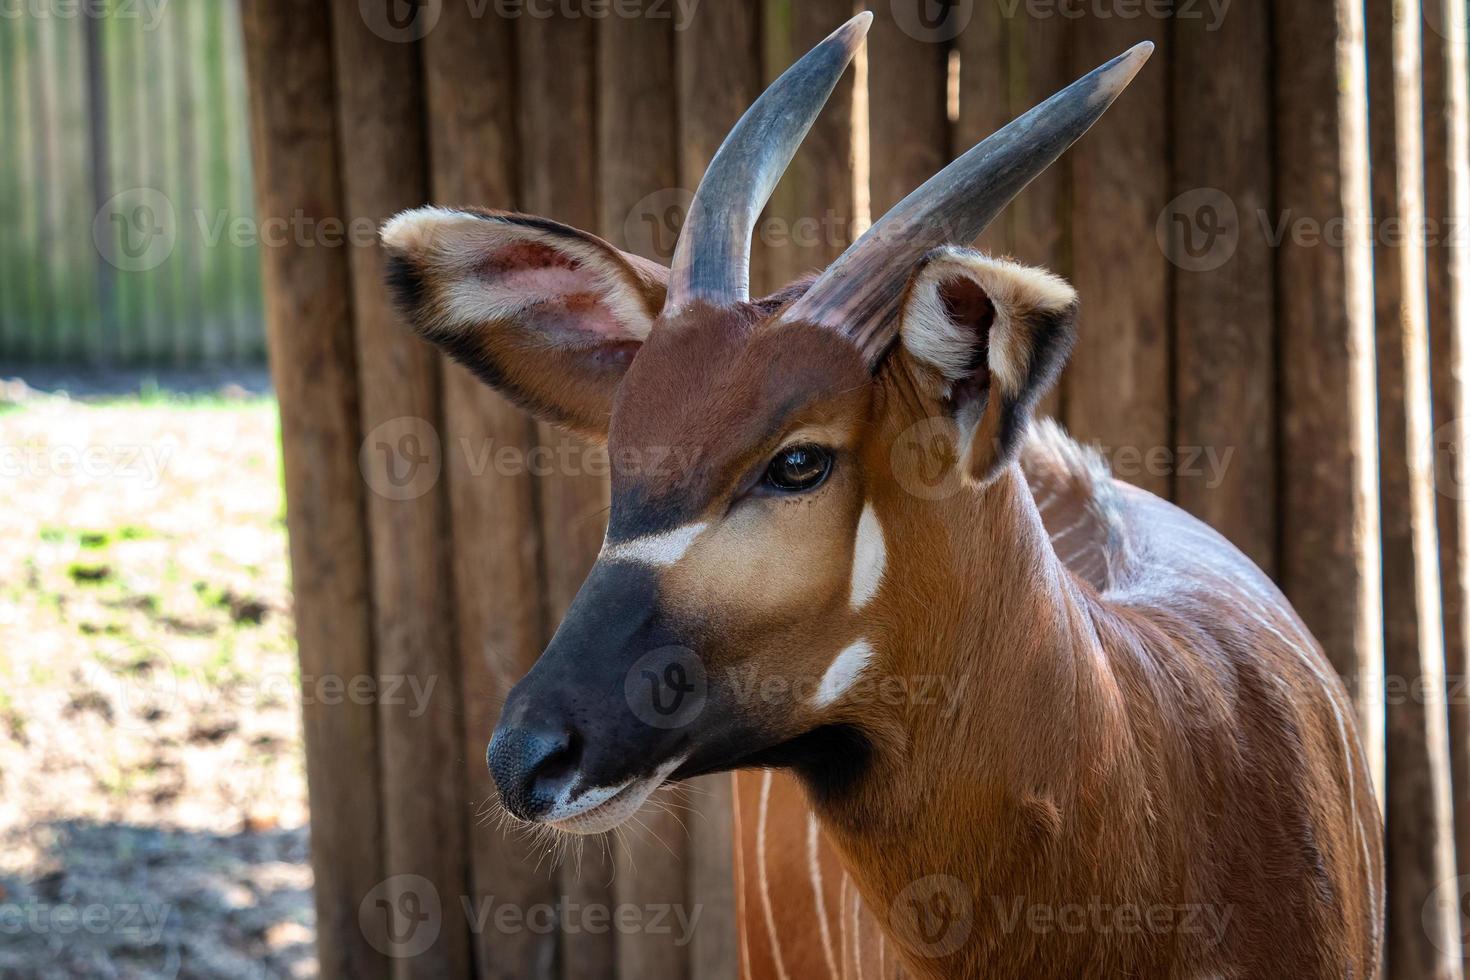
4;0;1470;977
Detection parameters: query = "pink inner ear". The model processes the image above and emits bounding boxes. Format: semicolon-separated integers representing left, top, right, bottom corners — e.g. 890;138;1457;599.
479;242;638;341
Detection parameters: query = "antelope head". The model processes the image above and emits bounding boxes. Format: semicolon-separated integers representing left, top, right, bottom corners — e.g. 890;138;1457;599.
382;13;1150;834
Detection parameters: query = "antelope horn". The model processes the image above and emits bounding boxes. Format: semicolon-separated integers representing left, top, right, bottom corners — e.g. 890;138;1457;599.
664;11;872;314
779;41;1155;363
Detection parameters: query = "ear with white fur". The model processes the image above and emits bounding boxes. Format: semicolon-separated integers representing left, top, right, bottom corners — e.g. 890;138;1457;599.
381;207;668;439
897;247;1078;485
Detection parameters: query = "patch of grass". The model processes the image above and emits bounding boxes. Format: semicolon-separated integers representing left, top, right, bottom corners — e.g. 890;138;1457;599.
67;563;113;585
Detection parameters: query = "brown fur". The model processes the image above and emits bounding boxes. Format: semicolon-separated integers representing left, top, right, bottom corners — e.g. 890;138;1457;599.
381;207;1384;980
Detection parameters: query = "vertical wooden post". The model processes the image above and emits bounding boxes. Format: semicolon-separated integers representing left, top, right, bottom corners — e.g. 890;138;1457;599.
675;7;761;975
765;0;863;288
1275;0;1386;791
1005;13;1070;420
239;2;386;975
597;6;692;979
867;0;949;216
1169;0;1276;572
1369;0;1463;973
82;8;114;368
1066;11;1171;500
955;0;1011;259
517;11;619;979
328;2;472;977
1422;0;1470;898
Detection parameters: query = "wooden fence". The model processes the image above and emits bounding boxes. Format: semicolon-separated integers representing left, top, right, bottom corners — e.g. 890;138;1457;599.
0;0;263;366
243;0;1470;977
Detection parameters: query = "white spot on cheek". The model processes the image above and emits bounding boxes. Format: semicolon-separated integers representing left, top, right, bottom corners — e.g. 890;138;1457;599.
600;522;708;567
849;504;887;608
814;639;875;708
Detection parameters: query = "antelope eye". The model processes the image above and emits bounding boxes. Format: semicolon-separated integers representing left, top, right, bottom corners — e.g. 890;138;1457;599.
764;444;833;493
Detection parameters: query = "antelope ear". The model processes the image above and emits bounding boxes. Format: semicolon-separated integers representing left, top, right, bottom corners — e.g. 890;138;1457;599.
381;207;668;440
897;247;1078;486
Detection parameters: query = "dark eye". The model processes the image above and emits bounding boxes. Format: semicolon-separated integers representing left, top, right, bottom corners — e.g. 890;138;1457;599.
763;444;833;493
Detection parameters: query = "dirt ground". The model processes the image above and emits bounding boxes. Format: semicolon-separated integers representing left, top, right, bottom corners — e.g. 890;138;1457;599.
0;377;315;978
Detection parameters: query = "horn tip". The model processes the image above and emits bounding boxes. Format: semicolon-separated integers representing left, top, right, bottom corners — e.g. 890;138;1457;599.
835;11;874;46
1093;41;1154;104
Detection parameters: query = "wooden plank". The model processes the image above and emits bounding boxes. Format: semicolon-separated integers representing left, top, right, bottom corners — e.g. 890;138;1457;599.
516;11;619;979
222;0;263;361
82;5;115;367
419;4;560;977
1422;0;1470;893
596;7;694;979
764;0;862;289
867;0;948;216
1065;11;1170;499
1006;14;1069;420
327;3;472;978
0;14;21;360
1368;0;1462;973
674;7;759;976
114;0;145;364
1274;0;1385;788
29;10;60;362
1169;0;1275;572
171;0;204;364
238;3;387;976
955;0;1010;259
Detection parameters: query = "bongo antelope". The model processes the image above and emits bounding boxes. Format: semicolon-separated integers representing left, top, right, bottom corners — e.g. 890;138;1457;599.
381;13;1384;977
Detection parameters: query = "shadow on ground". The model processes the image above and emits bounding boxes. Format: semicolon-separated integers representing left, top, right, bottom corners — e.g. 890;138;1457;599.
0;819;314;979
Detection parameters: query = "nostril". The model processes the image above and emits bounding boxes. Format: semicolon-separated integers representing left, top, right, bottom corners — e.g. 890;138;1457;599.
487;723;583;821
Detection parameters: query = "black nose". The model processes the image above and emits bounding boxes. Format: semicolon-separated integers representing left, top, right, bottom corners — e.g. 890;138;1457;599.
487;723;581;820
